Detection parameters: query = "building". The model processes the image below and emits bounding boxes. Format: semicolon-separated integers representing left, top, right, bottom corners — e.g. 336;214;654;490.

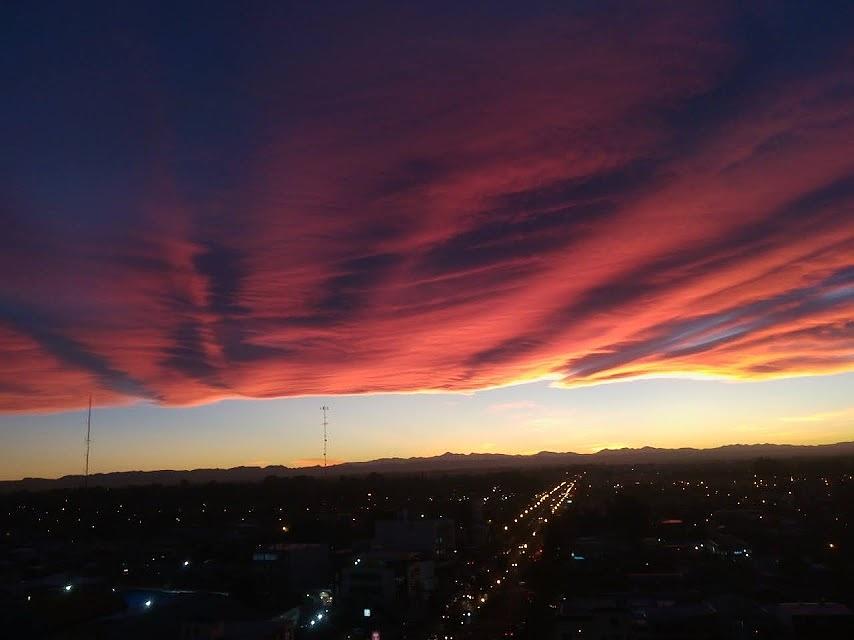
372;515;455;556
706;534;752;560
768;602;854;639
339;550;436;611
553;597;630;640
252;543;331;592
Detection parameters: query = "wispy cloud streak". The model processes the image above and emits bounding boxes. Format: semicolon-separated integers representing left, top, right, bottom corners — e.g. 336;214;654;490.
1;2;853;412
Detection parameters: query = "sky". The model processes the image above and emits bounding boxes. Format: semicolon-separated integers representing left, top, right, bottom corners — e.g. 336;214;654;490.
1;1;853;479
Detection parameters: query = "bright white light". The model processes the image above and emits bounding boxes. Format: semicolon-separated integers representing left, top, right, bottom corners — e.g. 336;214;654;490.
144;600;152;608
64;585;72;592
183;560;190;567
364;608;371;617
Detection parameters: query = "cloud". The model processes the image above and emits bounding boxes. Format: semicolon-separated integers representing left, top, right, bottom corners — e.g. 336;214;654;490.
1;1;853;412
780;408;854;424
487;401;542;414
291;458;345;468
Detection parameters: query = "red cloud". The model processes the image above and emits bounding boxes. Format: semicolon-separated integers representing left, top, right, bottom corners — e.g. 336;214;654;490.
1;3;852;412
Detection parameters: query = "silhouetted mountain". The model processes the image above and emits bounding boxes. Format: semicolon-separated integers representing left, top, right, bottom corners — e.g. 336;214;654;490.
3;441;854;492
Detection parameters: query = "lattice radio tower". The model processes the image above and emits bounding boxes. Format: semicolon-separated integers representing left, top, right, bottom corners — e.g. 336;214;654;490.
320;405;329;471
84;394;93;489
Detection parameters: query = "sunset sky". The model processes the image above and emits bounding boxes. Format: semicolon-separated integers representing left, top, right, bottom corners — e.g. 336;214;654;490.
1;1;852;480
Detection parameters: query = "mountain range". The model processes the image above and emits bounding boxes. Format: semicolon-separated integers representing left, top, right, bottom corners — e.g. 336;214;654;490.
3;441;854;492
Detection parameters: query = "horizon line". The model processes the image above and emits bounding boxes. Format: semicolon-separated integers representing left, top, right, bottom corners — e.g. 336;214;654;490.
5;439;853;484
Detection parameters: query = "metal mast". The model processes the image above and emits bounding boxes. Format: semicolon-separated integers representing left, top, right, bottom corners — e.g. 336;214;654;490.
84;395;92;488
320;405;329;471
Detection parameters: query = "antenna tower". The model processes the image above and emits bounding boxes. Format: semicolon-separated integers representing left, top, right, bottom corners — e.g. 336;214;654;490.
84;395;92;488
320;405;329;471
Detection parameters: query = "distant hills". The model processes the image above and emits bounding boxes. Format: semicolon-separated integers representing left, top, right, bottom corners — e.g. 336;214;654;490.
3;441;854;492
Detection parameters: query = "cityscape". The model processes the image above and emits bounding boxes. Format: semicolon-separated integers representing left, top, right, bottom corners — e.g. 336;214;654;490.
2;1;853;638
2;458;853;637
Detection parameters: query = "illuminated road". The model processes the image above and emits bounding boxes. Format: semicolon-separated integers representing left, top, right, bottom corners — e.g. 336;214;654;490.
431;476;577;639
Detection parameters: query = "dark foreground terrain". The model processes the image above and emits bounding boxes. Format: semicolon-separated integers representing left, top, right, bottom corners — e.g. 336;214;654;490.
2;457;853;639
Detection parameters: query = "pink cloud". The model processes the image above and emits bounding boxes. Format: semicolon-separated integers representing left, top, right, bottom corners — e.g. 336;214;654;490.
1;3;852;413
